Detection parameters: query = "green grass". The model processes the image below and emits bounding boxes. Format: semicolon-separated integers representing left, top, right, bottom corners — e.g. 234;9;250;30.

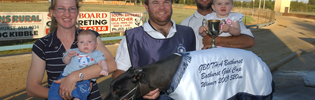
243;15;256;25
289;12;315;15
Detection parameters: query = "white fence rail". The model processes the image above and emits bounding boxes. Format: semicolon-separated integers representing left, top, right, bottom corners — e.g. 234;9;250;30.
0;36;124;51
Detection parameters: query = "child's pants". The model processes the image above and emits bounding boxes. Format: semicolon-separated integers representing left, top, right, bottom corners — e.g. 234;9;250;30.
48;73;91;100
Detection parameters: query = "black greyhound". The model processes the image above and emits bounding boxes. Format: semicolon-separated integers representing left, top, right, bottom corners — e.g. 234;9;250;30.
105;54;182;100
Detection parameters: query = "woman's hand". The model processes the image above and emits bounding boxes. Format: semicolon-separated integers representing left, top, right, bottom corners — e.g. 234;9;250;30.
143;88;160;99
54;72;79;100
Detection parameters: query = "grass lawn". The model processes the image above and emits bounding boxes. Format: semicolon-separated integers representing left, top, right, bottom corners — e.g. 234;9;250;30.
289;11;315;15
243;15;256;25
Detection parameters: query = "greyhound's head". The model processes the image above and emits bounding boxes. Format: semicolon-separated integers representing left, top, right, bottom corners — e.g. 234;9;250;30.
105;67;150;100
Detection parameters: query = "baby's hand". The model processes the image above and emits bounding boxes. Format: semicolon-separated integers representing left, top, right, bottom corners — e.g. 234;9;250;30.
100;69;109;76
67;50;76;57
222;24;231;32
199;26;208;37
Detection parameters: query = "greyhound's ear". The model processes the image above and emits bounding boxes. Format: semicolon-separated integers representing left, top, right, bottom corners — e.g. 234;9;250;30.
132;67;143;82
126;67;135;73
132;72;143;82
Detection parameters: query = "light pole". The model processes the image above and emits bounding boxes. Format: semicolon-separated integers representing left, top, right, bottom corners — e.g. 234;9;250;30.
184;0;185;9
241;1;243;9
253;0;255;9
263;0;265;9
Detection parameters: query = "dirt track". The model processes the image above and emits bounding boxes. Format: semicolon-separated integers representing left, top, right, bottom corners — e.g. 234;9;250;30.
1;15;315;100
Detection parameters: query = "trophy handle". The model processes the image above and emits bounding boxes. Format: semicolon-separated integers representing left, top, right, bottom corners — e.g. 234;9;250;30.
202;19;211;35
219;20;224;34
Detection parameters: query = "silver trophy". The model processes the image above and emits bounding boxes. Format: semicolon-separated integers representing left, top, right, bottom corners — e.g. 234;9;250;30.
202;19;223;48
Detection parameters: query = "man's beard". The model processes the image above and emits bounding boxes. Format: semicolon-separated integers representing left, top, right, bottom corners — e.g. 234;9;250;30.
148;10;173;26
196;1;212;10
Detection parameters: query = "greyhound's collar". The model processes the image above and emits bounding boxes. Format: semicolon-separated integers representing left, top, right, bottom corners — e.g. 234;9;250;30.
120;84;138;100
134;67;143;73
119;67;146;100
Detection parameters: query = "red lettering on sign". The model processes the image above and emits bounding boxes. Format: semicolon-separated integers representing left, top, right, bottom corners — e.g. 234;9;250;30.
111;18;133;21
79;26;108;32
79;13;107;19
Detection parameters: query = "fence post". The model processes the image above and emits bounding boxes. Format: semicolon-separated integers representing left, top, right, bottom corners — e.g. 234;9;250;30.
257;10;259;25
143;12;147;22
245;11;247;26
252;11;254;17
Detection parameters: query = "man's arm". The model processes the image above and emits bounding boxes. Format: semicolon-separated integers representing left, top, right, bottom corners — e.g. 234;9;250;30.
113;37;131;79
202;34;255;49
112;69;126;79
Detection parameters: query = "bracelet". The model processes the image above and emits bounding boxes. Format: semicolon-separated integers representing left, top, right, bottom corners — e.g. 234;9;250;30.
79;70;84;81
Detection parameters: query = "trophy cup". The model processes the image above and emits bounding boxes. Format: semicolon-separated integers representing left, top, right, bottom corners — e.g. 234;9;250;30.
202;19;223;48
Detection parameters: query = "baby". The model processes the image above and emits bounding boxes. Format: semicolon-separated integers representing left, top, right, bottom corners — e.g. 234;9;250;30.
200;0;243;37
48;30;108;100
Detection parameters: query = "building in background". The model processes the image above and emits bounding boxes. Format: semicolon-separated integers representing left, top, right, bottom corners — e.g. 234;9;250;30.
274;0;291;13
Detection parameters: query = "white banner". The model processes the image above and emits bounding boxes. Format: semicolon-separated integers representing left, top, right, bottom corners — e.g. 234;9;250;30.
0;12;143;41
168;48;273;100
77;12;111;34
0;12;46;41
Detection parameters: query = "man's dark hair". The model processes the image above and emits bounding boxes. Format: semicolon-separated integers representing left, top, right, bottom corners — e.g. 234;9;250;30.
145;0;173;5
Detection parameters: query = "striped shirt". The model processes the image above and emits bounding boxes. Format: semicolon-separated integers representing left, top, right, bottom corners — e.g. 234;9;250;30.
32;29;102;100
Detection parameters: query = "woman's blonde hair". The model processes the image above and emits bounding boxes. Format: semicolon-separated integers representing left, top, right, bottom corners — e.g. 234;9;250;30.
48;0;80;33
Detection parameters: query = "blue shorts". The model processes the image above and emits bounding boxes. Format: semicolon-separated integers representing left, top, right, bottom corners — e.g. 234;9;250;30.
48;73;91;100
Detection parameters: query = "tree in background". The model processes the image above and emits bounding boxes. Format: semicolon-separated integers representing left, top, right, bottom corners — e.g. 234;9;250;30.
172;0;314;12
309;0;315;5
291;1;315;12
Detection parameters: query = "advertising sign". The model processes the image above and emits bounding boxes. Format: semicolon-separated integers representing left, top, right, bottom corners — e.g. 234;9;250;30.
78;12;110;34
44;12;111;35
0;12;143;41
0;12;46;41
110;12;143;33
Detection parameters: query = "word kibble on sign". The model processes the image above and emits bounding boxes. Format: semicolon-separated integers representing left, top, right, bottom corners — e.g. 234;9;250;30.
0;31;38;38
